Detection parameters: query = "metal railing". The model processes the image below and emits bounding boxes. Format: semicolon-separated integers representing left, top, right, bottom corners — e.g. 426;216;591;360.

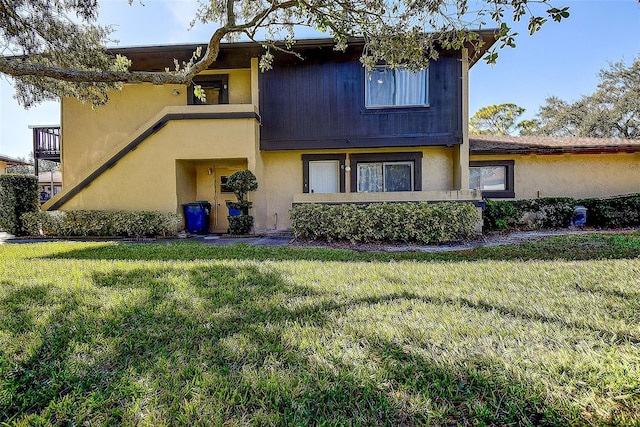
32;126;61;176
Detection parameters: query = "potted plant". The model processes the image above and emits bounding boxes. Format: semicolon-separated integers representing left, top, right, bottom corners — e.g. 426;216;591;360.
225;170;258;235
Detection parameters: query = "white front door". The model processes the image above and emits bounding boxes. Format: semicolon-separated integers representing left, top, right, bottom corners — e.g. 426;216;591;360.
309;160;339;193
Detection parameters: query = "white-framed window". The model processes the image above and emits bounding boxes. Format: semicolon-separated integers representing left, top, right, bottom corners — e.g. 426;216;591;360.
365;66;429;108
357;161;414;192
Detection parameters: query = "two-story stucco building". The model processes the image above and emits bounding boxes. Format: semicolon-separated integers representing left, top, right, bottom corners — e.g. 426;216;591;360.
42;36;499;233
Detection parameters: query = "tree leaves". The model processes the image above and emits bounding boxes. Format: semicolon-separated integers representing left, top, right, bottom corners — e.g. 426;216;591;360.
469;103;527;136
528;57;640;138
0;0;570;108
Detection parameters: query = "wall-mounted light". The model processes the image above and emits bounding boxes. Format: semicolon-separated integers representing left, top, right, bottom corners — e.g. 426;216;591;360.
345;166;351;172
172;89;181;96
207;168;213;175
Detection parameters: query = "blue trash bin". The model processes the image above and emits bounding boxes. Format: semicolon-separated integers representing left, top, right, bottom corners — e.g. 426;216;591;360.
183;202;211;234
573;206;587;227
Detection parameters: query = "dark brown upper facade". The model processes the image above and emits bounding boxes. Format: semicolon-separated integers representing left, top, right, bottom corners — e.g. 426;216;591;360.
109;34;497;152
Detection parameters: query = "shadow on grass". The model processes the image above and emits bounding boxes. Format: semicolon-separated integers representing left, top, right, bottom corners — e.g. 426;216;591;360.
0;263;577;425
41;231;640;263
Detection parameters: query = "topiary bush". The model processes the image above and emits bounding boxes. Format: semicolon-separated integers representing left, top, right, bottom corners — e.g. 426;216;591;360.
225;170;258;234
226;170;258;203
290;202;480;243
21;210;181;238
0;174;39;235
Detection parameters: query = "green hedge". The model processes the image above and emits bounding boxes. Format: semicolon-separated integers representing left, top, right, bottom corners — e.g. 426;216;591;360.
483;198;575;231
0;174;39;235
579;195;640;229
290;202;480;243
22;210;181;238
484;194;640;231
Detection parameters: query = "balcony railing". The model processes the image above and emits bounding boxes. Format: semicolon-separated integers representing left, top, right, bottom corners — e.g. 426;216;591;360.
33;126;60;158
32;125;61;176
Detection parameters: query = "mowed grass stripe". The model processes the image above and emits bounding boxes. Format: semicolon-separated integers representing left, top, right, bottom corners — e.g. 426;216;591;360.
0;234;638;425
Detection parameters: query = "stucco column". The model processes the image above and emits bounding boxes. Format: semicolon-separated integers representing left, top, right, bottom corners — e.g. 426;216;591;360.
251;58;259;109
453;48;470;190
247;121;269;233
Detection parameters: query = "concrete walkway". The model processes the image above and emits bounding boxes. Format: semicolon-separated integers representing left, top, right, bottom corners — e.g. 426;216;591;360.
182;234;293;246
1;228;636;251
0;231;294;247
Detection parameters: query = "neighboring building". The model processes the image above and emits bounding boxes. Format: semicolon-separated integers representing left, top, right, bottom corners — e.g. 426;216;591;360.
41;36;496;233
0;154;30;174
469;135;640;200
38;170;63;203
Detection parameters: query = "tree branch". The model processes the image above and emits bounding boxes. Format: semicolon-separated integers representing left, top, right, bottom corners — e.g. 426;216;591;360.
0;0;298;86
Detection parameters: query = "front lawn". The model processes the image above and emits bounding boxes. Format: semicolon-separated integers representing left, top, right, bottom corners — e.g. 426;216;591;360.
1;233;639;425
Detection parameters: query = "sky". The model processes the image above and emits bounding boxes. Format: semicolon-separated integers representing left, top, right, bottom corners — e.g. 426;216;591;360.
0;0;639;158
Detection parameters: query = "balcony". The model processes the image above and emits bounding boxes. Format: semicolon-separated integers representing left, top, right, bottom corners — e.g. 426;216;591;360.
32;126;61;175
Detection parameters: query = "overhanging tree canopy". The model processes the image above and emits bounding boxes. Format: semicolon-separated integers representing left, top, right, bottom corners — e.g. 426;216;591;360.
0;0;569;107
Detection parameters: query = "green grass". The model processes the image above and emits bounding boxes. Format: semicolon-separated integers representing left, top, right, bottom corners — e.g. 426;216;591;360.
0;232;639;425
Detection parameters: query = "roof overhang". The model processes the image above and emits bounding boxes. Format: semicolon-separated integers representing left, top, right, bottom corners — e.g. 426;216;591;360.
110;31;498;72
0;155;30;166
470;136;640;156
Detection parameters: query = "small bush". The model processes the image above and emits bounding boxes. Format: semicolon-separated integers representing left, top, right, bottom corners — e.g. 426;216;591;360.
0;174;39;235
290;202;480;244
483;200;527;231
21;210;181;237
227;215;254;235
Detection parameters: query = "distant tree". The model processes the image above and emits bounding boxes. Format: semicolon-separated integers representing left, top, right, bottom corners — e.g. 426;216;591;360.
516;118;540;135
469;103;529;135
528;57;640;138
0;0;570;108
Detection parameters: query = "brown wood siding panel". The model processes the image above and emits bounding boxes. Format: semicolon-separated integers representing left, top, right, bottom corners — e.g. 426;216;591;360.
260;53;462;151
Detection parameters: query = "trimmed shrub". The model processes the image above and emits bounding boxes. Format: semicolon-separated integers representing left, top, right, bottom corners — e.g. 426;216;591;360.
0;174;39;235
224;170;258;235
290;202;480;244
484;198;574;231
21;210;181;237
483;199;528;231
483;194;640;232
227;215;254;235
580;194;640;228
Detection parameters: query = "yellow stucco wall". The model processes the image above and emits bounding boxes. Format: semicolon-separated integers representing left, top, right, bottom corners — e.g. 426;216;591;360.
61;69;252;186
0;161;6;174
261;146;458;230
224;70;252;104
471;153;640;199
59;117;260;214
62;84;183;186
